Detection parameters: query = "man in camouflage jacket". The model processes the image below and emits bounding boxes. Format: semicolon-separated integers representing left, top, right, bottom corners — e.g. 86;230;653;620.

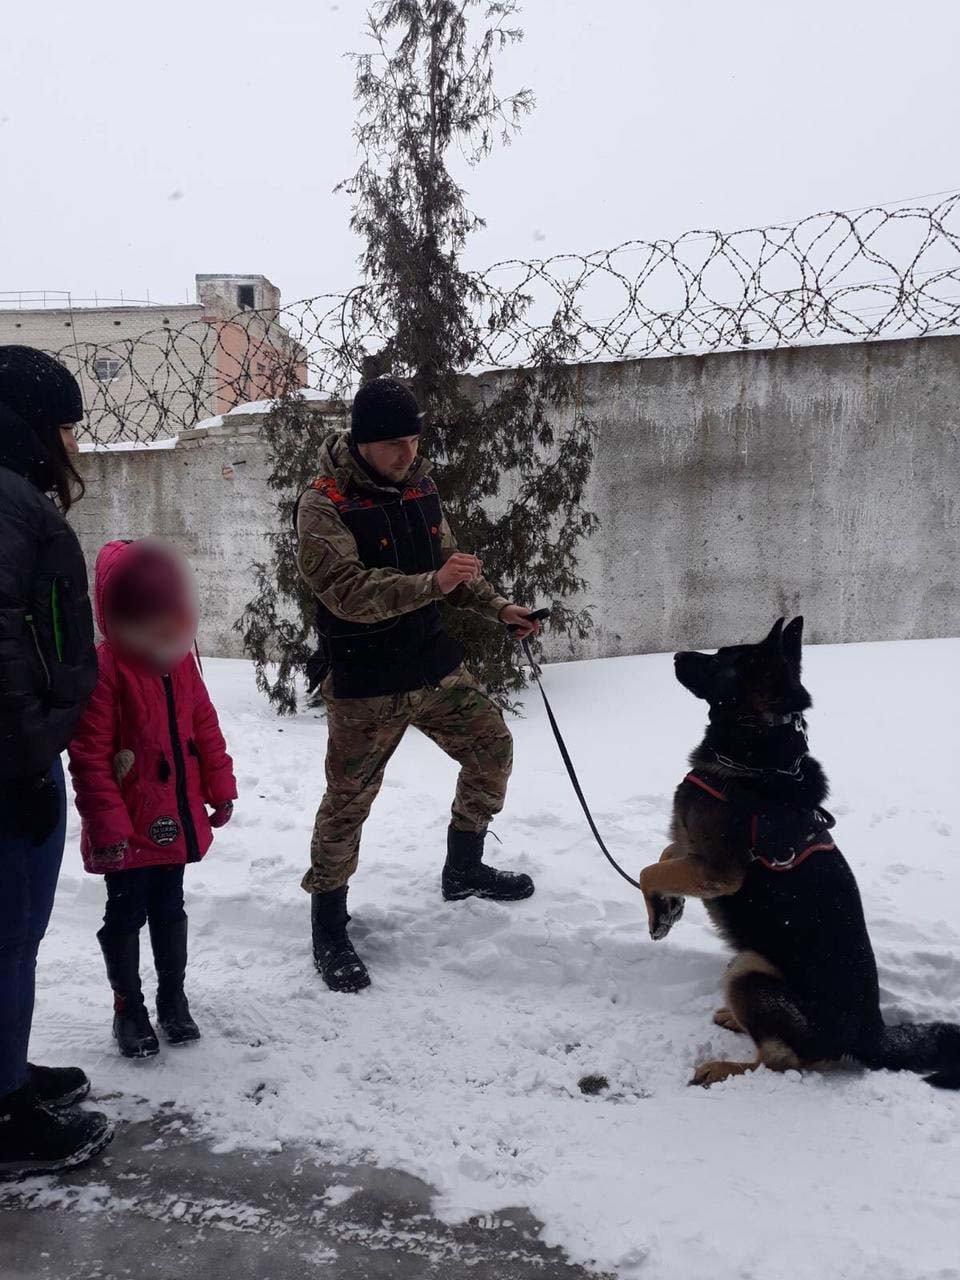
295;378;541;992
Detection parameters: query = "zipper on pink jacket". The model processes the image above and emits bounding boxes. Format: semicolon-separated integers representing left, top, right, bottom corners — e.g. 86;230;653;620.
162;673;200;862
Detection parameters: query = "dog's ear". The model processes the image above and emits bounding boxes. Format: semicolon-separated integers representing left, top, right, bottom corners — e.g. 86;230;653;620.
782;616;804;669
674;651;716;701
761;617;785;652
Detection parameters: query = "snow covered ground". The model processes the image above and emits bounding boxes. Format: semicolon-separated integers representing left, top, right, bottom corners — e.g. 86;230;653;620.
32;638;960;1279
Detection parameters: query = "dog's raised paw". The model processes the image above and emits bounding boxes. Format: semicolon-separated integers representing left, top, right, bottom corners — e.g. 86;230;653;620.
648;893;685;940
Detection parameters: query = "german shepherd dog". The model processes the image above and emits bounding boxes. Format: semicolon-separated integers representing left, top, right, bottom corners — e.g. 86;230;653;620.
639;617;960;1089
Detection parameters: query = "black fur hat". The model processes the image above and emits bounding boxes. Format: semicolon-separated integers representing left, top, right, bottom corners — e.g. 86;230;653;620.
351;378;423;444
0;345;84;431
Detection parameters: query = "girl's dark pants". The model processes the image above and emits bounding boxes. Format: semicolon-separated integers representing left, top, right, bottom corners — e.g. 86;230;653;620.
100;866;186;936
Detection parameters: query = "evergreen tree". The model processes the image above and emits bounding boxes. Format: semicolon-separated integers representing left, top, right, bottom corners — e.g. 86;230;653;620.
238;0;597;710
237;393;343;715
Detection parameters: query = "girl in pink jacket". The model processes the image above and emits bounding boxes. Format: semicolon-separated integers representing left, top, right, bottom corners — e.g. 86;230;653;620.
69;540;236;1059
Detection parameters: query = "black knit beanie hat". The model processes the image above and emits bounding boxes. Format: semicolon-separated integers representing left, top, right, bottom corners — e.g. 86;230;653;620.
351;378;423;445
0;345;84;433
0;346;84;490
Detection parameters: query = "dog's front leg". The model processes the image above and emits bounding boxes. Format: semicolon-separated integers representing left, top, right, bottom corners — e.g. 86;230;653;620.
643;844;686;940
639;854;745;936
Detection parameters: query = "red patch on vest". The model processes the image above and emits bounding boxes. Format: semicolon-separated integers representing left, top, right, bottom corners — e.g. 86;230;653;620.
311;476;376;510
401;476;439;502
313;473;440;510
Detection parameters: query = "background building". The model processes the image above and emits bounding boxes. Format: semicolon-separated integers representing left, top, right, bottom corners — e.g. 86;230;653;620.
0;274;307;444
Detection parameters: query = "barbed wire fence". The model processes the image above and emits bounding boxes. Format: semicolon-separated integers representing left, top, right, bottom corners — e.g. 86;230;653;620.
31;193;960;447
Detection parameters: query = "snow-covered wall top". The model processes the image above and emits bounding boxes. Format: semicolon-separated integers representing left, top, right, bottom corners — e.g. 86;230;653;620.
71;332;960;661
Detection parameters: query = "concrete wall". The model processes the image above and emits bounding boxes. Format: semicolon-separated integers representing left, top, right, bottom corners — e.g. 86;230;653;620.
556;332;960;658
72;421;276;657
71;333;960;661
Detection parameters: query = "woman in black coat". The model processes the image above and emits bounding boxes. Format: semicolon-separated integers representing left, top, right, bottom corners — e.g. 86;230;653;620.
0;346;113;1176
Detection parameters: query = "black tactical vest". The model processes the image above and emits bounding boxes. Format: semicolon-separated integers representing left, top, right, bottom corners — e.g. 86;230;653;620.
303;470;463;698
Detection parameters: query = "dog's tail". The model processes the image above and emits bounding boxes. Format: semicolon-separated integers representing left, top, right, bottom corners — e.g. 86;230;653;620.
862;1022;960;1090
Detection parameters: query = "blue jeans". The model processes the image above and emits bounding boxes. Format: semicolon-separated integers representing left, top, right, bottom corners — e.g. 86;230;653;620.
0;758;67;1099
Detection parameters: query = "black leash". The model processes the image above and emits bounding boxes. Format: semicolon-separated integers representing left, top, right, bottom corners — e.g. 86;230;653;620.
518;634;643;892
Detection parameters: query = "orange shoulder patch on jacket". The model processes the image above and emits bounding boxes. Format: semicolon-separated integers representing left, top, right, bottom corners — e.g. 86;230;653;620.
311;475;377;511
311;475;347;507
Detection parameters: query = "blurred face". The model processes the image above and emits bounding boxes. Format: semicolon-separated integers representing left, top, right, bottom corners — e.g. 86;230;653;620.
60;425;80;454
107;541;198;671
358;434;420;483
114;613;196;671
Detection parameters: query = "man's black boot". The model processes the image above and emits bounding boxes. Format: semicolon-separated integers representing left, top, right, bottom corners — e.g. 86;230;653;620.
442;828;535;902
0;1086;114;1179
97;930;160;1059
311;888;371;993
26;1064;90;1110
150;915;201;1046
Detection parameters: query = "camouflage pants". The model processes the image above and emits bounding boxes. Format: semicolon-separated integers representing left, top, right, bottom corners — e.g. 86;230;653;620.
303;666;514;893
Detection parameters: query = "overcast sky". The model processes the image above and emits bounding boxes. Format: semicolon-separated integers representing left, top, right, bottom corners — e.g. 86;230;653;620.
2;0;958;308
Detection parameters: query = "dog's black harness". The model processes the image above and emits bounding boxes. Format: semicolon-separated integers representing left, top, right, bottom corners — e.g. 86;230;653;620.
683;770;837;871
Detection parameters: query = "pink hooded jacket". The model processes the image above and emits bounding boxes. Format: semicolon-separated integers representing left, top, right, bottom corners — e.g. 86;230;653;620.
68;540;236;874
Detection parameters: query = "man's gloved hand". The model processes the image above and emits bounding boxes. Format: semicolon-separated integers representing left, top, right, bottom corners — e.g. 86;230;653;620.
209;800;234;829
10;772;63;848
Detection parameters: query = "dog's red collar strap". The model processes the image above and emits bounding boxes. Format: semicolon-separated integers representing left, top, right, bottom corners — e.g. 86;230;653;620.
683;771;837;872
684;772;728;802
